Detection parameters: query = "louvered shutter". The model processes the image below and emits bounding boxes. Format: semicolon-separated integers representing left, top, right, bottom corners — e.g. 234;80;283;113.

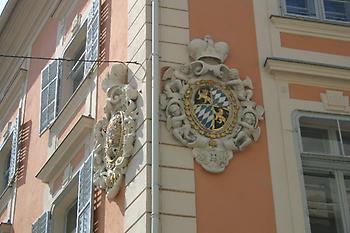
76;155;93;233
8;112;20;185
40;60;61;132
84;0;100;77
32;212;50;233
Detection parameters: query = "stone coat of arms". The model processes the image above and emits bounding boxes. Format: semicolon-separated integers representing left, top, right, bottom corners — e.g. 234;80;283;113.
160;36;264;173
93;64;139;199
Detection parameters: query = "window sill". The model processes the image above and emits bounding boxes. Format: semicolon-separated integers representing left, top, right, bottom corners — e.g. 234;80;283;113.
270;15;350;41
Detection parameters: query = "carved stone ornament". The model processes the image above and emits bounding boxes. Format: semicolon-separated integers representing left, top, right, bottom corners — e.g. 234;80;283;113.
160;36;264;173
93;64;139;199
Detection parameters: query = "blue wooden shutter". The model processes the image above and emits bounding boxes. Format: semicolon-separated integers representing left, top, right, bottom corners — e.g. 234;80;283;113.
32;212;50;233
8;112;20;185
84;0;100;77
76;155;93;233
40;60;61;132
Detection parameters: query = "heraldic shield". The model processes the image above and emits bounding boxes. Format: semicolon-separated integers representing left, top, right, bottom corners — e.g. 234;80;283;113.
160;36;264;173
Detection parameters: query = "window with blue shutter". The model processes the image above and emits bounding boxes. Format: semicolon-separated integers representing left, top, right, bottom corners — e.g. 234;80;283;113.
76;155;93;233
32;212;50;233
84;0;100;77
40;60;60;132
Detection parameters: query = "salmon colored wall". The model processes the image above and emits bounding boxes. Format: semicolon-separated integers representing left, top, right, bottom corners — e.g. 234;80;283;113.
51;145;84;195
188;1;277;233
94;0;128;232
64;0;89;35
13;18;58;233
57;102;85;141
289;83;350;102
281;32;350;57
52;172;64;195
71;145;85;172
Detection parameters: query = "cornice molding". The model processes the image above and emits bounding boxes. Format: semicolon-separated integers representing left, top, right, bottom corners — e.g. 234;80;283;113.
0;0;60;96
270;15;350;41
0;69;26;120
265;57;350;82
36;115;94;183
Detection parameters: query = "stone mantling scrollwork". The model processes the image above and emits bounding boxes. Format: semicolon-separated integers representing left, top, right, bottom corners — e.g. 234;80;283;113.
93;64;138;199
160;36;264;173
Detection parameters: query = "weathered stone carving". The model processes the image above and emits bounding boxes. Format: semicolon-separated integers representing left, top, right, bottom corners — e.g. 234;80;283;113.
321;90;350;112
93;64;138;199
160;36;264;173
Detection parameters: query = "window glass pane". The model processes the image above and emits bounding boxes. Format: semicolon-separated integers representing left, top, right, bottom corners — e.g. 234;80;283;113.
339;120;350;156
344;175;350;214
286;0;317;16
41;87;49;111
47;102;55;123
299;117;341;155
41;108;48;130
323;0;350;22
41;68;49;88
301;126;330;154
304;171;344;233
49;60;58;82
48;81;56;103
3;152;11;188
66;200;77;233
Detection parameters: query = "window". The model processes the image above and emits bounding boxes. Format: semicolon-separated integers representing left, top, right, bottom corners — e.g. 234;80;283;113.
59;23;87;112
283;0;350;23
0;116;19;195
39;0;100;132
32;156;93;233
296;113;350;233
0;147;11;195
65;199;77;233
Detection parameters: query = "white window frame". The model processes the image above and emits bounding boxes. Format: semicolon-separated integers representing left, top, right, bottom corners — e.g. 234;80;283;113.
282;0;350;24
294;111;350;233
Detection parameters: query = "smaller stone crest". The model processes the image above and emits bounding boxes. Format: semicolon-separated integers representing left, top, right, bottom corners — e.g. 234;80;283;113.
160;36;264;173
93;64;138;199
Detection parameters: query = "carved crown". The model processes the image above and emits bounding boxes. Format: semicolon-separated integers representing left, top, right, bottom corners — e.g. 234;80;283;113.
188;35;229;63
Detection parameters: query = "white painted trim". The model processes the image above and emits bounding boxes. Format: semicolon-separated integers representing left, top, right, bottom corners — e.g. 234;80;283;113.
265;58;350;81
270;15;350;41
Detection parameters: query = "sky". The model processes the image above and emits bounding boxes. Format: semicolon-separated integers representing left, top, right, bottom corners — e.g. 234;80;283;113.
0;0;8;15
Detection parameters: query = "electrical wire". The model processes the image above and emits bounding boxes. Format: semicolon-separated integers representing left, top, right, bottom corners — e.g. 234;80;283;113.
0;54;142;65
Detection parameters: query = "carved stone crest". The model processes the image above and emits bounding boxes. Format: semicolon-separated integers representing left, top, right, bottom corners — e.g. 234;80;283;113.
160;36;264;173
93;64;138;199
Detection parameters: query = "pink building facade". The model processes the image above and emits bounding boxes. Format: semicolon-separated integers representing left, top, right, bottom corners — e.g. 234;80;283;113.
0;0;349;233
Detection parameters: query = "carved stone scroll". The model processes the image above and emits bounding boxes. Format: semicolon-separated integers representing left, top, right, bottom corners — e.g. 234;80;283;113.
93;64;138;199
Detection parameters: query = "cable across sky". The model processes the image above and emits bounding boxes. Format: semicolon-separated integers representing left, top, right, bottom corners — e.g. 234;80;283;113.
0;54;142;65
